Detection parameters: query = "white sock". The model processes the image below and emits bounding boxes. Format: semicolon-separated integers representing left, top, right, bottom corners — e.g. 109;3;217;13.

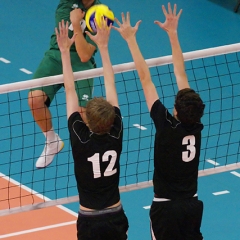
43;128;57;143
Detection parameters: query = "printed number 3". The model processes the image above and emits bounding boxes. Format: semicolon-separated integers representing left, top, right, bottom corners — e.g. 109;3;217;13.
88;150;117;178
182;135;196;162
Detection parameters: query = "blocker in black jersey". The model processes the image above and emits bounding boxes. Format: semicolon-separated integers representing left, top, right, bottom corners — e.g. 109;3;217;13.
56;17;128;240
115;4;205;240
68;107;122;210
150;99;203;200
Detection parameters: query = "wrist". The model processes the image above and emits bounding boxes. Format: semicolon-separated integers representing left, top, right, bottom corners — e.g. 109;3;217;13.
60;49;70;55
72;22;82;31
167;30;178;38
126;36;137;46
98;45;109;55
98;44;108;50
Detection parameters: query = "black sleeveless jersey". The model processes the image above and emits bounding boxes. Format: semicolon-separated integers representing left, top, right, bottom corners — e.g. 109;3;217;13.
150;100;204;199
68;107;123;209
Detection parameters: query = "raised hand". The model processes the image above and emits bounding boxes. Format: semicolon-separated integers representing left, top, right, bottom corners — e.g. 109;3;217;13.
154;3;182;34
112;12;141;43
55;20;76;52
85;17;111;49
70;8;85;25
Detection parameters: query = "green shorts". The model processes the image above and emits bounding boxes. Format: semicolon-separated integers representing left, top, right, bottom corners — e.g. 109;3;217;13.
30;49;95;107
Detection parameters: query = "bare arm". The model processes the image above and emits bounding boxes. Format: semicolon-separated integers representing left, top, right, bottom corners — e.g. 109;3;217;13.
86;18;118;107
155;3;190;90
112;13;159;111
70;8;96;62
55;20;79;118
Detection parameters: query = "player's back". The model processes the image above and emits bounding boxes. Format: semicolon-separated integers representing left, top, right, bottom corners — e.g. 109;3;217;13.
150;99;204;199
68;107;123;209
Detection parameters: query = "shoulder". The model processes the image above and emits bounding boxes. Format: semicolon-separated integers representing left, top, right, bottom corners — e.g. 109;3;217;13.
114;106;121;117
68;111;82;122
68;112;85;129
109;107;123;139
150;99;166;118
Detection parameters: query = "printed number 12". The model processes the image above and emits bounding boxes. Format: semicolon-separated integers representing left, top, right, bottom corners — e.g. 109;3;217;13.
88;150;117;178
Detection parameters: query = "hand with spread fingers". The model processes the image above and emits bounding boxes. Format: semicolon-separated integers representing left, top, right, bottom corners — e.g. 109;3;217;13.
55;20;77;53
154;3;182;34
85;17;111;49
112;12;141;43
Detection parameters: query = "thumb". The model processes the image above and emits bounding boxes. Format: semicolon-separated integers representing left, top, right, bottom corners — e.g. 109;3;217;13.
111;25;120;33
154;20;163;29
134;20;142;30
85;31;93;40
71;32;78;44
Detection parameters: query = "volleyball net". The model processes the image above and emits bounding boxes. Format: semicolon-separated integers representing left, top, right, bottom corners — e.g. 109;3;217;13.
0;43;240;216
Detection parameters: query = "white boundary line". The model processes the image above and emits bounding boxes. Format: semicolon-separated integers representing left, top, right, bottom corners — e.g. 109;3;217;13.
206;159;220;166
230;171;240;177
0;221;76;239
212;190;230;196
0;172;78;217
0;58;10;63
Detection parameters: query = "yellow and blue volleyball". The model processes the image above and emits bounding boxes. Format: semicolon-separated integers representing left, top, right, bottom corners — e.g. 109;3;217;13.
85;4;114;33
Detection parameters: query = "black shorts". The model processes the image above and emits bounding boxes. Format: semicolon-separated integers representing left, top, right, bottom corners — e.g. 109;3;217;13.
77;206;129;240
150;197;203;240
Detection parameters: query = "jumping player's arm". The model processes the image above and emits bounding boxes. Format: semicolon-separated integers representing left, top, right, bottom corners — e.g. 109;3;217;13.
112;12;159;112
86;18;118;108
70;8;96;62
155;3;190;90
55;20;79;118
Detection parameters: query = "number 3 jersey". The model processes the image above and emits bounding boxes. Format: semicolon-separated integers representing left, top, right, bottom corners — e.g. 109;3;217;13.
150;100;204;200
68;107;123;210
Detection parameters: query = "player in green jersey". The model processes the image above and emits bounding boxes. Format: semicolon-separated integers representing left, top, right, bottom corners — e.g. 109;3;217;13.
28;0;101;168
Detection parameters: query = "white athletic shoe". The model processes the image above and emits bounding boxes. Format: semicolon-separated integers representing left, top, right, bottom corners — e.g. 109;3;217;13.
36;134;64;168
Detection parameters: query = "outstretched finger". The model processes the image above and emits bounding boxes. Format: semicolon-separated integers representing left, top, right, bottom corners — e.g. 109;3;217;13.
114;17;121;27
168;2;173;15
70;33;77;45
102;16;107;29
60;20;65;36
177;9;183;19
55;27;59;38
121;12;126;23
111;25;120;32
134;20;142;30
85;30;94;40
173;4;177;16
65;21;69;31
126;12;130;23
162;5;168;17
94;18;103;32
154;20;164;29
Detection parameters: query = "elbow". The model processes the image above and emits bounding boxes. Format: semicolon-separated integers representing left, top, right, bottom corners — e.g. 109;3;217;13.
77;51;91;63
139;72;151;85
80;55;91;63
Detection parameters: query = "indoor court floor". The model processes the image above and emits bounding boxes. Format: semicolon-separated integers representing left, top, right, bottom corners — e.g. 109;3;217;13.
0;0;240;239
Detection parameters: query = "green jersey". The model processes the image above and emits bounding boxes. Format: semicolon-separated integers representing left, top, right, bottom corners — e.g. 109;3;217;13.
50;0;101;53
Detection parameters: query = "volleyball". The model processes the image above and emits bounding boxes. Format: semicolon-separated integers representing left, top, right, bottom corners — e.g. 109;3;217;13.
85;4;114;33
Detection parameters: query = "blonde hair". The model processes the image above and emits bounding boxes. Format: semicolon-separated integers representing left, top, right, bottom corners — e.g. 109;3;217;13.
86;97;115;134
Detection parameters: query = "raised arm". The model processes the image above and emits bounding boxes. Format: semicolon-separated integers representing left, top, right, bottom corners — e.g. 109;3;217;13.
70;9;96;62
112;13;159;112
55;20;79;118
86;18;118;107
155;3;190;90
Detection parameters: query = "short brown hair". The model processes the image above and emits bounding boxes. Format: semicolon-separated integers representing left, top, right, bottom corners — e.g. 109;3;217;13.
175;88;205;125
86;97;115;134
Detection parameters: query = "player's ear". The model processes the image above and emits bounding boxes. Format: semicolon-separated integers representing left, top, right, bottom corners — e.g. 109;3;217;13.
173;106;178;117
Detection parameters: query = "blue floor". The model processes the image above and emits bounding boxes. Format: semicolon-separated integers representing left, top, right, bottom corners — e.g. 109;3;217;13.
1;1;240;239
